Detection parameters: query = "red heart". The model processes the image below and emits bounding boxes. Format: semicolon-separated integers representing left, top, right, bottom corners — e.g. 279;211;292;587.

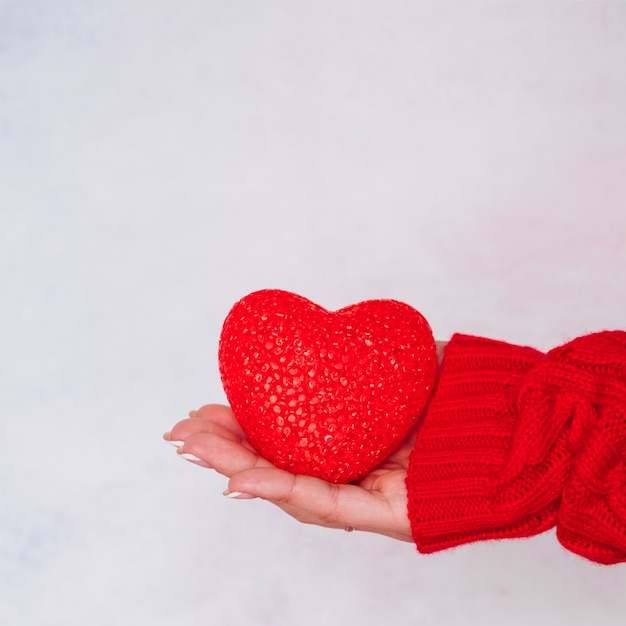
218;290;437;483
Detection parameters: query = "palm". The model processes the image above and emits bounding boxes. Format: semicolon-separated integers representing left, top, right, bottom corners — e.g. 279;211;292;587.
167;404;416;541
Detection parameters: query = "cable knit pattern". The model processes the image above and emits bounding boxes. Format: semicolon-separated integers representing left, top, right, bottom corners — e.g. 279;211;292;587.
406;331;626;564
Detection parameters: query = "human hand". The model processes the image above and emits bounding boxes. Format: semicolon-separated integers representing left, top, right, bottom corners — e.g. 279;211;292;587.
164;342;446;541
165;403;418;541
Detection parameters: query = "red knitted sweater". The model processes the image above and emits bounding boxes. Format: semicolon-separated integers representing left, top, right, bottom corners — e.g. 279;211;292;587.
406;331;626;565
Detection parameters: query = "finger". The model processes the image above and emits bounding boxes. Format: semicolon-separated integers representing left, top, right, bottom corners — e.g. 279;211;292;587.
226;467;394;533
180;431;274;477
166;404;245;442
195;404;245;434
169;419;242;446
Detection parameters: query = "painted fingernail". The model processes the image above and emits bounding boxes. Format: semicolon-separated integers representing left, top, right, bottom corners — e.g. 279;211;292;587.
165;439;184;448
177;452;213;468
180;452;203;462
223;490;257;500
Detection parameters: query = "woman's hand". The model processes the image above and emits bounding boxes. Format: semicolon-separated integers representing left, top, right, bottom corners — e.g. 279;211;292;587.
164;342;446;541
164;403;418;541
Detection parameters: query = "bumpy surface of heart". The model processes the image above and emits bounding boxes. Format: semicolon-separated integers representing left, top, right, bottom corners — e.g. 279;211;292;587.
218;289;438;483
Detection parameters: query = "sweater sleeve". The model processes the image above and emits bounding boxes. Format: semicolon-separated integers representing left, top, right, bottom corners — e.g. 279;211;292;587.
406;331;626;565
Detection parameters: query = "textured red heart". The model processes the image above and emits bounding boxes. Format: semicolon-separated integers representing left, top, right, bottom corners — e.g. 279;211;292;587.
218;290;437;483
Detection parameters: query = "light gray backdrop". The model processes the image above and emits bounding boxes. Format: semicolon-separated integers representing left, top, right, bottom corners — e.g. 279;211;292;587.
2;2;626;625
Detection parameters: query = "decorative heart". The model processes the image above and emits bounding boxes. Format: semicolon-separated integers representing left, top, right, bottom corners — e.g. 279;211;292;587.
218;290;437;483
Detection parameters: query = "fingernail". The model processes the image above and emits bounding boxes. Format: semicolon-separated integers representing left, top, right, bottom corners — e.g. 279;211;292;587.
165;439;184;448
223;490;257;500
163;432;183;447
177;452;212;468
180;452;203;462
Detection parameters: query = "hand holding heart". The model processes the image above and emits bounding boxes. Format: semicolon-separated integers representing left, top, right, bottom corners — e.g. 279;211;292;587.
165;290;445;540
168;403;420;541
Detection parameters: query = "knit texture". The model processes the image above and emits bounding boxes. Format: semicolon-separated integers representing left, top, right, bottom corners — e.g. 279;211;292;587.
406;331;626;564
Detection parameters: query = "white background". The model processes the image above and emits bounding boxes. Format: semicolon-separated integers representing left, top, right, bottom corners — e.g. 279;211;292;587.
2;1;626;625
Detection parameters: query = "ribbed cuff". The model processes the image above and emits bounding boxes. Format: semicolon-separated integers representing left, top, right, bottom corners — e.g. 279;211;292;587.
406;333;553;554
